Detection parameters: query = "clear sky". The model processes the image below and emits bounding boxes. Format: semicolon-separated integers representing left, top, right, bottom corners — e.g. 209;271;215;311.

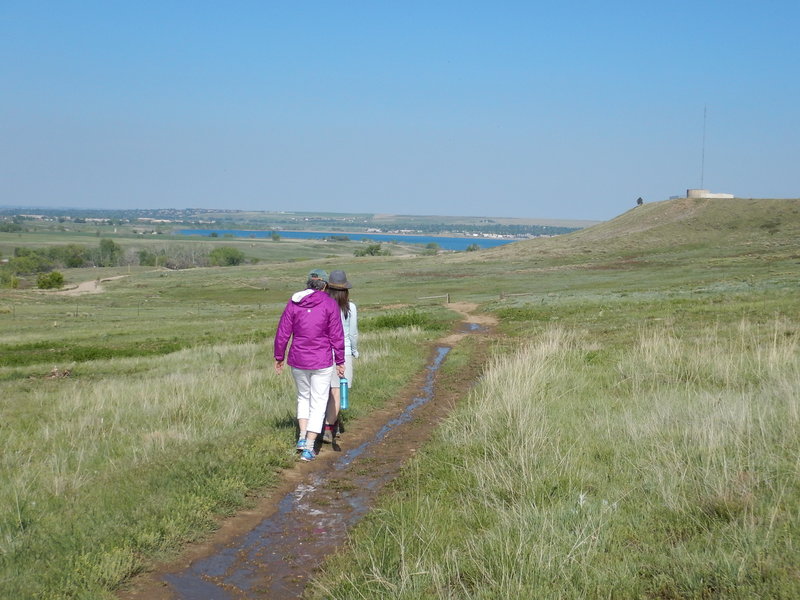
2;1;798;221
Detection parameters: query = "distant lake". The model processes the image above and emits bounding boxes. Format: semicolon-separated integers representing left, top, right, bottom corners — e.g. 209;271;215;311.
177;229;519;251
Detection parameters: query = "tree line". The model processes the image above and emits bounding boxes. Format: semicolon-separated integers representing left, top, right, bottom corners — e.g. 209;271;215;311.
0;240;247;288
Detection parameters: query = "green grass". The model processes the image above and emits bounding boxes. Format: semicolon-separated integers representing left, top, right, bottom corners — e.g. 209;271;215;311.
2;197;799;598
362;309;451;333
0;252;453;598
311;315;799;599
306;198;800;598
0;325;445;598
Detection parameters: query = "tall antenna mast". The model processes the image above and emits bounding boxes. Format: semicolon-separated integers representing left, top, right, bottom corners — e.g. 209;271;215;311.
700;105;707;188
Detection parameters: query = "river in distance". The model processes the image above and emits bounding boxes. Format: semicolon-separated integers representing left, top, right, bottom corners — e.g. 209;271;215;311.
177;229;520;251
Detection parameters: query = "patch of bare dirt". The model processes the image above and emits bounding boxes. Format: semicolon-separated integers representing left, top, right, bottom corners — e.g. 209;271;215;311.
439;301;498;345
54;275;127;296
29;367;72;379
447;301;498;326
117;304;497;600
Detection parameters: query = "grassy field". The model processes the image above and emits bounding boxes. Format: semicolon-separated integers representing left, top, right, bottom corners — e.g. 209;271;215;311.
307;198;800;599
1;197;799;598
313;318;798;598
0;250;455;597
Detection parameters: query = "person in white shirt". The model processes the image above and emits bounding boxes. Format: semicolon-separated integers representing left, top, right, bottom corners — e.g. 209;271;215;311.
323;269;358;444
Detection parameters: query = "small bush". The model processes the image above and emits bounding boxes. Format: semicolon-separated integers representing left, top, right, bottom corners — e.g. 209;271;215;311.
354;243;390;257
209;247;245;266
37;271;65;289
0;270;19;289
421;242;440;256
98;238;122;266
137;249;158;266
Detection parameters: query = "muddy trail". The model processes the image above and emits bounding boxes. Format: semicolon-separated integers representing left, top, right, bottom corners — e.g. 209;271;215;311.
119;303;497;600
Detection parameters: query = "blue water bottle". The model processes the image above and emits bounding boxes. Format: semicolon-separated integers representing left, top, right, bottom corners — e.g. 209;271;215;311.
339;377;349;410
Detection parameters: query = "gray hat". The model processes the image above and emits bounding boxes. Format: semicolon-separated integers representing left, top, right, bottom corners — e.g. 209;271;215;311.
307;268;328;282
327;270;352;290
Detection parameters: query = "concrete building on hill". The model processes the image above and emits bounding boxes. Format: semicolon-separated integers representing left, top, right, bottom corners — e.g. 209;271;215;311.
686;188;734;199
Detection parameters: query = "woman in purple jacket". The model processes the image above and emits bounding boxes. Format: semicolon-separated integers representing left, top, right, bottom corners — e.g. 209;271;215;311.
274;276;345;461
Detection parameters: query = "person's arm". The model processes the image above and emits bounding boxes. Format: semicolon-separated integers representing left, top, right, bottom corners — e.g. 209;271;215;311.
329;302;346;367
350;303;359;358
273;303;293;371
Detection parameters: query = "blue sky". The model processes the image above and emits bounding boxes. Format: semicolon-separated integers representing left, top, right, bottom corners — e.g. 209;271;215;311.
1;1;798;221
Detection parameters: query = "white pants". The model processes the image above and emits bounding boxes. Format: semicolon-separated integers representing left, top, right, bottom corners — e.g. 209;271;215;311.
292;365;334;434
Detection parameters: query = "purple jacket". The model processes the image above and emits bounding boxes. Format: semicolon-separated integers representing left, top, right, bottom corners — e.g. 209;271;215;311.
274;289;345;370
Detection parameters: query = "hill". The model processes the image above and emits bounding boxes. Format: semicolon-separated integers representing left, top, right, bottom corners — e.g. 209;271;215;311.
475;197;800;262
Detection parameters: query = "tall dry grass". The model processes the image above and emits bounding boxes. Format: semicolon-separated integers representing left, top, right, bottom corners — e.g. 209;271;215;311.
0;325;432;598
313;320;800;599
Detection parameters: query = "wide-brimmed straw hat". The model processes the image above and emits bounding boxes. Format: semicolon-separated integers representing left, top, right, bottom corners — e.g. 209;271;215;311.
327;270;352;290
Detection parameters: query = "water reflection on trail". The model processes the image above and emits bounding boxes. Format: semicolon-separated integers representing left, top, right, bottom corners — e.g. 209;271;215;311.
164;346;451;599
337;347;449;466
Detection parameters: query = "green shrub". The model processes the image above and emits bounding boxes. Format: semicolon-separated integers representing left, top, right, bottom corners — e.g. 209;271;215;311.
98;238;122;266
36;271;65;289
9;248;54;274
354;243;390;257
0;269;19;288
137;249;158;266
209;246;245;266
47;243;90;267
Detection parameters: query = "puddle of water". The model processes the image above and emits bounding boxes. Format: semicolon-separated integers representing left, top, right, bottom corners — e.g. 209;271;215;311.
163;346;451;599
454;321;485;334
335;346;449;468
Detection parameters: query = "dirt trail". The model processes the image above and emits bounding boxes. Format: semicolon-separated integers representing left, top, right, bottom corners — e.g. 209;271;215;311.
118;302;496;600
439;301;497;344
53;275;128;295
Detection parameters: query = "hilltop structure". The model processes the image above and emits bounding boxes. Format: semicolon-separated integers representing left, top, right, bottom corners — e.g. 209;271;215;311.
686;188;734;199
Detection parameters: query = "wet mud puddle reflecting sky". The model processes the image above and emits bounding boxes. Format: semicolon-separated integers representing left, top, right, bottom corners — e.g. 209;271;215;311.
164;346;451;599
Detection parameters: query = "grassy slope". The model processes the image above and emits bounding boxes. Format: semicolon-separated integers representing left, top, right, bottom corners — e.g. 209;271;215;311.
505;197;800;253
310;198;800;599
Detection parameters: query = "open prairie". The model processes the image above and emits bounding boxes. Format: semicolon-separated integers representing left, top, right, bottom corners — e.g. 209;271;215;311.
1;197;799;599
